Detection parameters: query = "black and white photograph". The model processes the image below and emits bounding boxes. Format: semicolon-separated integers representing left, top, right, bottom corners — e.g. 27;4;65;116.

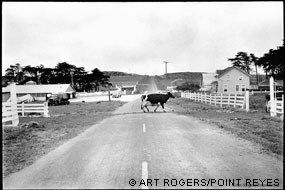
2;2;283;189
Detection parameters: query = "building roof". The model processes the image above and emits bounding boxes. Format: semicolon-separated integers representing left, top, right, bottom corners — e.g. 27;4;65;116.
249;74;267;85
202;73;217;86
15;84;75;94
218;66;251;78
259;79;283;87
25;80;37;85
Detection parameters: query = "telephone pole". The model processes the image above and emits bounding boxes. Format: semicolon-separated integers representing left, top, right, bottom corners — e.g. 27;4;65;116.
163;61;168;91
164;61;168;74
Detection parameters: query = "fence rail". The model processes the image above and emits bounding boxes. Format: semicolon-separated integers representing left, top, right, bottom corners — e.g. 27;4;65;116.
181;92;248;111
276;95;284;115
269;77;284;118
2;101;19;125
17;102;49;117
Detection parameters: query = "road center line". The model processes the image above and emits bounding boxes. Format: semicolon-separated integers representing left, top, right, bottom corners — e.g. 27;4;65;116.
142;161;148;189
143;123;146;133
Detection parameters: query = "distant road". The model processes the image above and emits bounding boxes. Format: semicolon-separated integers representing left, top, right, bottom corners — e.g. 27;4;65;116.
148;76;158;93
4;94;283;189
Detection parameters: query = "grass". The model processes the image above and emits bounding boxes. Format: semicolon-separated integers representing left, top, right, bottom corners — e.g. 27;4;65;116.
249;93;268;110
2;101;126;178
167;96;283;159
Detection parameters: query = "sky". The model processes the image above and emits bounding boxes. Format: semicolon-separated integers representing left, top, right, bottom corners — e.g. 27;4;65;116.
2;2;283;76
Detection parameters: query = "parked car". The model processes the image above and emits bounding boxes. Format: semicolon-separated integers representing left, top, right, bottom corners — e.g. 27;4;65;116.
112;92;122;98
48;93;70;106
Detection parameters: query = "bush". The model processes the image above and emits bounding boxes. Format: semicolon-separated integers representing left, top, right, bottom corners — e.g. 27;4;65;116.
176;82;200;92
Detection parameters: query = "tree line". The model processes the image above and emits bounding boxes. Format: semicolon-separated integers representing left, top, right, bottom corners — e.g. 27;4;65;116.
176;41;284;92
2;62;111;92
3;42;283;92
227;41;284;81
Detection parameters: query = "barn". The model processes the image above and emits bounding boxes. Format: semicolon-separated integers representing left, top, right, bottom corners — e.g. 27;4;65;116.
15;84;76;101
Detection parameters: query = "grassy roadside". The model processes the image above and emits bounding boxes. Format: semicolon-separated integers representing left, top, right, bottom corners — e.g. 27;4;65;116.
167;97;283;159
2;101;126;178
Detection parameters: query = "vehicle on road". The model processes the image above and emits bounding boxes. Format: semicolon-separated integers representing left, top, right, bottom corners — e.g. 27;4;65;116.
111;91;122;98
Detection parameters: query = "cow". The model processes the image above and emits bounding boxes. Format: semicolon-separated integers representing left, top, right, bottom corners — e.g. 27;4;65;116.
141;92;175;112
265;92;283;112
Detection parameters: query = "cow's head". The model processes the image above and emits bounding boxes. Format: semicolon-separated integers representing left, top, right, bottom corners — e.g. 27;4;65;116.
167;92;175;98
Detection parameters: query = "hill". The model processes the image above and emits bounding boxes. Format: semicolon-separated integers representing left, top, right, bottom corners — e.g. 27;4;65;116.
103;71;144;77
104;71;203;91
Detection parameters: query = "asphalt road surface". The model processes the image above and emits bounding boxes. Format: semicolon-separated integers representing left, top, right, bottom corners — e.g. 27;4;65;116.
3;96;283;189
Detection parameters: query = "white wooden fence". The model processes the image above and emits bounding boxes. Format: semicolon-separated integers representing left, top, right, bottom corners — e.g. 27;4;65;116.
2;83;19;127
17;102;49;117
181;91;249;111
276;96;284;116
269;77;284;118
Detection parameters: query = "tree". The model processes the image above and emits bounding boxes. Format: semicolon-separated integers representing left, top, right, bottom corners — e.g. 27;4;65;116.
89;68;110;91
228;52;253;74
255;43;284;80
176;82;200;92
72;67;88;91
4;63;24;83
249;53;260;83
54;62;77;84
39;67;57;84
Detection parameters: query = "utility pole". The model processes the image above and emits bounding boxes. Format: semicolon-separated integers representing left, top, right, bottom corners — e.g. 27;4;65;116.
164;61;168;91
164;61;168;74
70;69;75;88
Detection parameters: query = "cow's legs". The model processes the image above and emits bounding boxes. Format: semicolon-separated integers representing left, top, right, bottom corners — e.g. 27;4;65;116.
141;103;146;112
142;101;150;112
145;105;149;112
161;104;166;112
154;103;160;112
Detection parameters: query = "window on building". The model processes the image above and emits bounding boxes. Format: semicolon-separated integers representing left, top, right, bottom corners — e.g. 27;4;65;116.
236;85;239;91
226;75;230;81
239;75;243;80
242;85;246;92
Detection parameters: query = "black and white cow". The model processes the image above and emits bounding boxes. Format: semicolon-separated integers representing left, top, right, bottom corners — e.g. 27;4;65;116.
141;92;175;112
265;92;283;112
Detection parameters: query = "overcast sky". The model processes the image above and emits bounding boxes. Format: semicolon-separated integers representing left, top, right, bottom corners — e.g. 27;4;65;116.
2;2;283;75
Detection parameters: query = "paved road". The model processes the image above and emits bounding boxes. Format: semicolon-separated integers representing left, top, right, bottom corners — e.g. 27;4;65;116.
3;96;283;189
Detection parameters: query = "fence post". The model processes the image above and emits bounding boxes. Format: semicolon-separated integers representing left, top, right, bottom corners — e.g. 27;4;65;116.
228;94;230;106
209;94;212;105
270;77;276;116
43;102;49;117
198;92;200;102
22;102;24;116
234;94;237;108
10;83;19;127
214;94;217;106
220;93;223;107
245;91;249;112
